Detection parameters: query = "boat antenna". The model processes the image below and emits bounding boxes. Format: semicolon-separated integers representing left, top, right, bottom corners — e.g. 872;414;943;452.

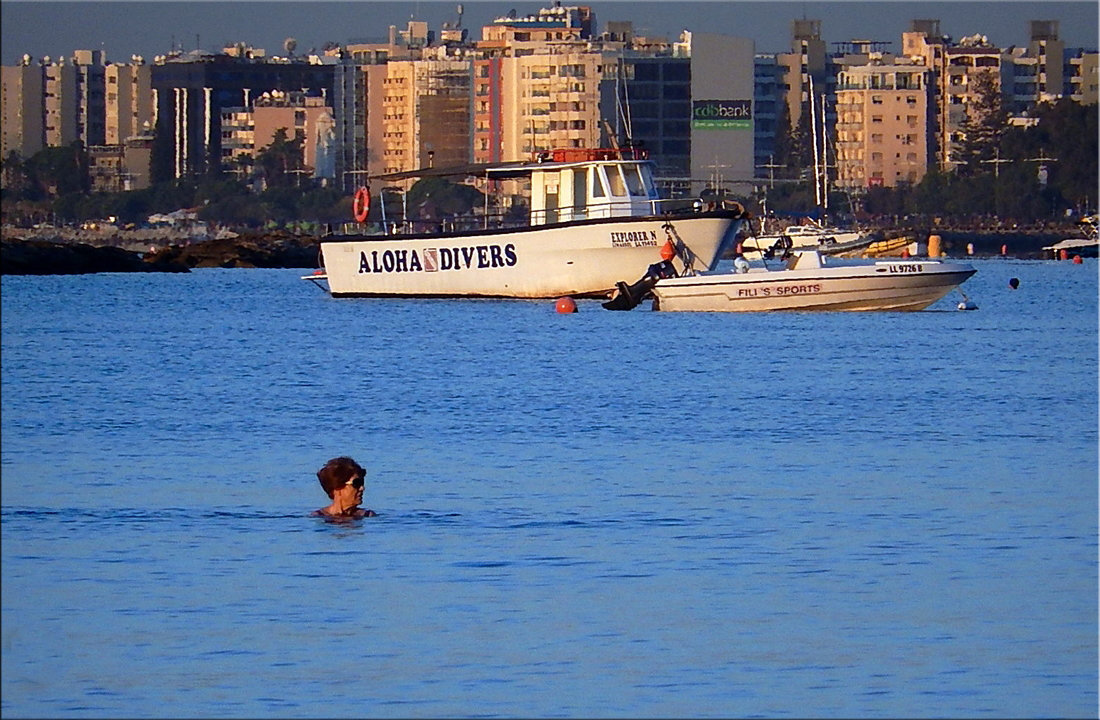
602;119;620;151
619;54;633;143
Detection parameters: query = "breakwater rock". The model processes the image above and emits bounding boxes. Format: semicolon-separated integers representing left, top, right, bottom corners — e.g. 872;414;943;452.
144;231;318;269
2;231;320;275
1;237;189;275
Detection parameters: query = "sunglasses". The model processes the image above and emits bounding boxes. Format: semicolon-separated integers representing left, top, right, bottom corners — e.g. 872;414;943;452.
345;476;365;490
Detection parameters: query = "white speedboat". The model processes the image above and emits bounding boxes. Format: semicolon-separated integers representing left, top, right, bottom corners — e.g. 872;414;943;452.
605;249;976;312
304;148;746;299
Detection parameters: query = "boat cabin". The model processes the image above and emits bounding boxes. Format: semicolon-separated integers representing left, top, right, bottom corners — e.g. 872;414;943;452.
526;148;661;225
364;147;666;233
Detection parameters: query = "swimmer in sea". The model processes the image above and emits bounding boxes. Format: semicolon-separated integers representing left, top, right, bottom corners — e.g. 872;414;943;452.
312;456;377;519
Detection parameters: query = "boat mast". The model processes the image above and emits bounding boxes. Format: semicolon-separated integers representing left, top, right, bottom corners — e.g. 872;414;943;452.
620;56;633;142
809;74;821;209
820;91;829;213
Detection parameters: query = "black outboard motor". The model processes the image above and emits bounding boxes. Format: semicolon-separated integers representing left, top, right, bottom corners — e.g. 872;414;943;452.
602;260;677;311
762;234;793;261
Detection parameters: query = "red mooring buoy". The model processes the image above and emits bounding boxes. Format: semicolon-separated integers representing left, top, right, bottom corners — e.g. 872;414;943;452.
1073;255;1083;264
555;297;578;313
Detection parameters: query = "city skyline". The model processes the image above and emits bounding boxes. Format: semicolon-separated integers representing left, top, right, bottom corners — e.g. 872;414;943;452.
2;1;1097;66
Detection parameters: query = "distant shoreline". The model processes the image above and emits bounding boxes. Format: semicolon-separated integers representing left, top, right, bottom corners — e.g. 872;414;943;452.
1;219;1091;275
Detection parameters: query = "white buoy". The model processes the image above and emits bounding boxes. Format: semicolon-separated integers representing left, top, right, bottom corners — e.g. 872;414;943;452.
956;291;977;311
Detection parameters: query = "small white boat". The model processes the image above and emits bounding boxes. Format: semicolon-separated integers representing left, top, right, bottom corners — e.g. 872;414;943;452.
749;224;864;247
741;222;875;257
1042;215;1098;258
606;249;976;312
304;148;746;299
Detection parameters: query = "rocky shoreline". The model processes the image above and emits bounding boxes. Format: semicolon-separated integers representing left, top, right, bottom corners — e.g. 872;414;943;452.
0;221;1087;275
2;228;320;275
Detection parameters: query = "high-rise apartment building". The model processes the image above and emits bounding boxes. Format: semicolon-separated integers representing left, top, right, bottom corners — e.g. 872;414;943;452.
41;58;79;149
1;59;45;159
382;50;472;175
471;3;602;168
104;58;153;146
1066;51;1099;104
835;59;930;188
2;52;151;164
71;50;107;147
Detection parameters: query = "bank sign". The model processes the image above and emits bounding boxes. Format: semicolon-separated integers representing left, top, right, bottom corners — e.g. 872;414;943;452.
692;99;752;130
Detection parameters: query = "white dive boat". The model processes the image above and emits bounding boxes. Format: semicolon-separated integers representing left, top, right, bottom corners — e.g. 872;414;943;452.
604;248;976;312
741;223;874;256
304;148;746;299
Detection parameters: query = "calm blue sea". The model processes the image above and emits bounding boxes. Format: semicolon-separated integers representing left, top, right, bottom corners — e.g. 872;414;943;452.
2;258;1097;718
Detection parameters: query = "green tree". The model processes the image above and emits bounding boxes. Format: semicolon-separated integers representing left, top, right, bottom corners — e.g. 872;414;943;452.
404;177;484;220
23;142;89;198
256;128;305;188
2;151;30;198
955;69;1005;177
770;100;794;179
788;100;816;178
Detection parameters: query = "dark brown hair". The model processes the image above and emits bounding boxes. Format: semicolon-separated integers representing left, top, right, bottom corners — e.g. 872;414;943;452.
317;456;365;499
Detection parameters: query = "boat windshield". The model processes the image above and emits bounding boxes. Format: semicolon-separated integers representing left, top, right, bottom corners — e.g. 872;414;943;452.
606;167;626;196
624;164;647;197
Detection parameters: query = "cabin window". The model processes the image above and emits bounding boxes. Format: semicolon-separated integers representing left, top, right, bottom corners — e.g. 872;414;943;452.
634;165;657;198
573;169;587;214
606;166;626;196
624;165;646;196
591;168;606;197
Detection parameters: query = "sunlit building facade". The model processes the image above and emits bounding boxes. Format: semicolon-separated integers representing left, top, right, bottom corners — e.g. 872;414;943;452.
835;60;929;188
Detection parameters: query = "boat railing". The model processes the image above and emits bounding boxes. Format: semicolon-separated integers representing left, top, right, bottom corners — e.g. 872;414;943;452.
330;197;708;237
533;197;700;224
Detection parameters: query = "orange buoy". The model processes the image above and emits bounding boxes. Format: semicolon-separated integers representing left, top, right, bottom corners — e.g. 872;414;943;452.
555;297;578;313
1060;249;1069;261
660;239;676;262
352;186;371;223
1073;255;1083;264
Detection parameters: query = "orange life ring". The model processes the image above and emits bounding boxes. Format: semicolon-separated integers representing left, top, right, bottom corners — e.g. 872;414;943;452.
352;186;370;223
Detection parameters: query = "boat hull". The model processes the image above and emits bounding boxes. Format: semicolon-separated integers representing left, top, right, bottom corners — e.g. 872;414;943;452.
319;211;742;298
652;260;977;312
